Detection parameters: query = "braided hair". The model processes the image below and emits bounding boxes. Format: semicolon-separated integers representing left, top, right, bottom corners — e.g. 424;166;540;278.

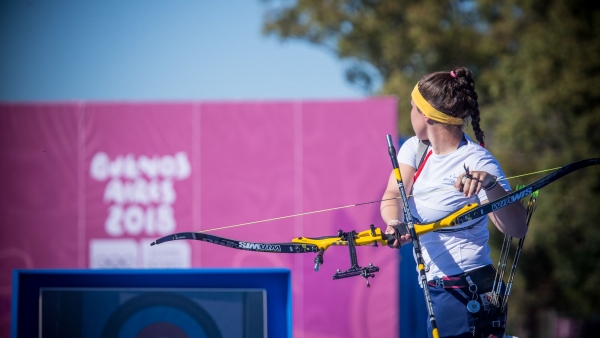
417;67;485;146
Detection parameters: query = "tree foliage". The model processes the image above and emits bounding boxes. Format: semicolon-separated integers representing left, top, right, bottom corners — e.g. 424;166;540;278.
262;0;600;335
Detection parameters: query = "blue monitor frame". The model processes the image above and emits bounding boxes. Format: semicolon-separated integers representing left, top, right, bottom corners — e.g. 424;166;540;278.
11;268;292;338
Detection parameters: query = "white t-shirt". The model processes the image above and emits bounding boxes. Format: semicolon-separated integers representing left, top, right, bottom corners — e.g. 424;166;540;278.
397;135;511;279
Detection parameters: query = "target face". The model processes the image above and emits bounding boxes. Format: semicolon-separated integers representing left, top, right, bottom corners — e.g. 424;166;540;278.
41;288;266;338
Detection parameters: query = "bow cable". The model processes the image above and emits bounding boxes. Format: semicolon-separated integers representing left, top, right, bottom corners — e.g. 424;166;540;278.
197;166;562;233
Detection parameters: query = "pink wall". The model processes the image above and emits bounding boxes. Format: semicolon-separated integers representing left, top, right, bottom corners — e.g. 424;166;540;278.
0;98;399;337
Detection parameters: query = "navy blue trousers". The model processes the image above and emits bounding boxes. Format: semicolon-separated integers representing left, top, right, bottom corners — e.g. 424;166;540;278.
426;284;477;338
426;284;507;338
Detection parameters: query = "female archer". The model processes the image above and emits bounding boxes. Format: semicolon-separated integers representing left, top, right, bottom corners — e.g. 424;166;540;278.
381;67;528;338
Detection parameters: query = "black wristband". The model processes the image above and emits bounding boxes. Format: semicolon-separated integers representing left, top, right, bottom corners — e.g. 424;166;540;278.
483;176;498;190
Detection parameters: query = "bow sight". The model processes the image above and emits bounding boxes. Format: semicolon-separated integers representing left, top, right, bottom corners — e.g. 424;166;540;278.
294;224;393;287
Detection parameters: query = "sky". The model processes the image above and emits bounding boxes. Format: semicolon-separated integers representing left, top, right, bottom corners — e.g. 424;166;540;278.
0;1;372;102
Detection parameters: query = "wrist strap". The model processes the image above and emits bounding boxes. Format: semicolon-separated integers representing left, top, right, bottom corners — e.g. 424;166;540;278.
483;177;498;191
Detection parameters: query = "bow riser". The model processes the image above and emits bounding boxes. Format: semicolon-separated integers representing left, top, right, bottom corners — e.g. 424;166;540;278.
293;227;390;250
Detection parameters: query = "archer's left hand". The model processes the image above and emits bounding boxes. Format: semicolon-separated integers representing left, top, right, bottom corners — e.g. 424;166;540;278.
454;170;495;198
385;221;412;249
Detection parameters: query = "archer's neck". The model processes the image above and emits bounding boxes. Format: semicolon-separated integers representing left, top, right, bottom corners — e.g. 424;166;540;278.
427;126;464;155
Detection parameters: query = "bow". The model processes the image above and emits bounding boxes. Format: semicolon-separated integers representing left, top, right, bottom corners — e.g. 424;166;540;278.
151;224;396;287
151;157;600;286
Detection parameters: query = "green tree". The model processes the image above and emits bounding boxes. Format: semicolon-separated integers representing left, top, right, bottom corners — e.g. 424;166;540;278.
261;0;600;336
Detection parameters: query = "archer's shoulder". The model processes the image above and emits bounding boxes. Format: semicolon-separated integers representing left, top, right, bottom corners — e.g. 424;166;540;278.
398;136;420;155
464;143;503;170
400;136;420;149
397;136;422;168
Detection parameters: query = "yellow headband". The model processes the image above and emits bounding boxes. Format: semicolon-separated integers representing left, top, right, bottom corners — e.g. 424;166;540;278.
411;83;463;125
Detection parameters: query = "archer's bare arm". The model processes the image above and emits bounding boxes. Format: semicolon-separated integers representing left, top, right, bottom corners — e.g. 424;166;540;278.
381;164;415;247
482;184;528;238
456;171;528;238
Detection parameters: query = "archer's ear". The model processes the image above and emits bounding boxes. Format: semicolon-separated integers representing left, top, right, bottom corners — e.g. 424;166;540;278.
423;115;435;125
